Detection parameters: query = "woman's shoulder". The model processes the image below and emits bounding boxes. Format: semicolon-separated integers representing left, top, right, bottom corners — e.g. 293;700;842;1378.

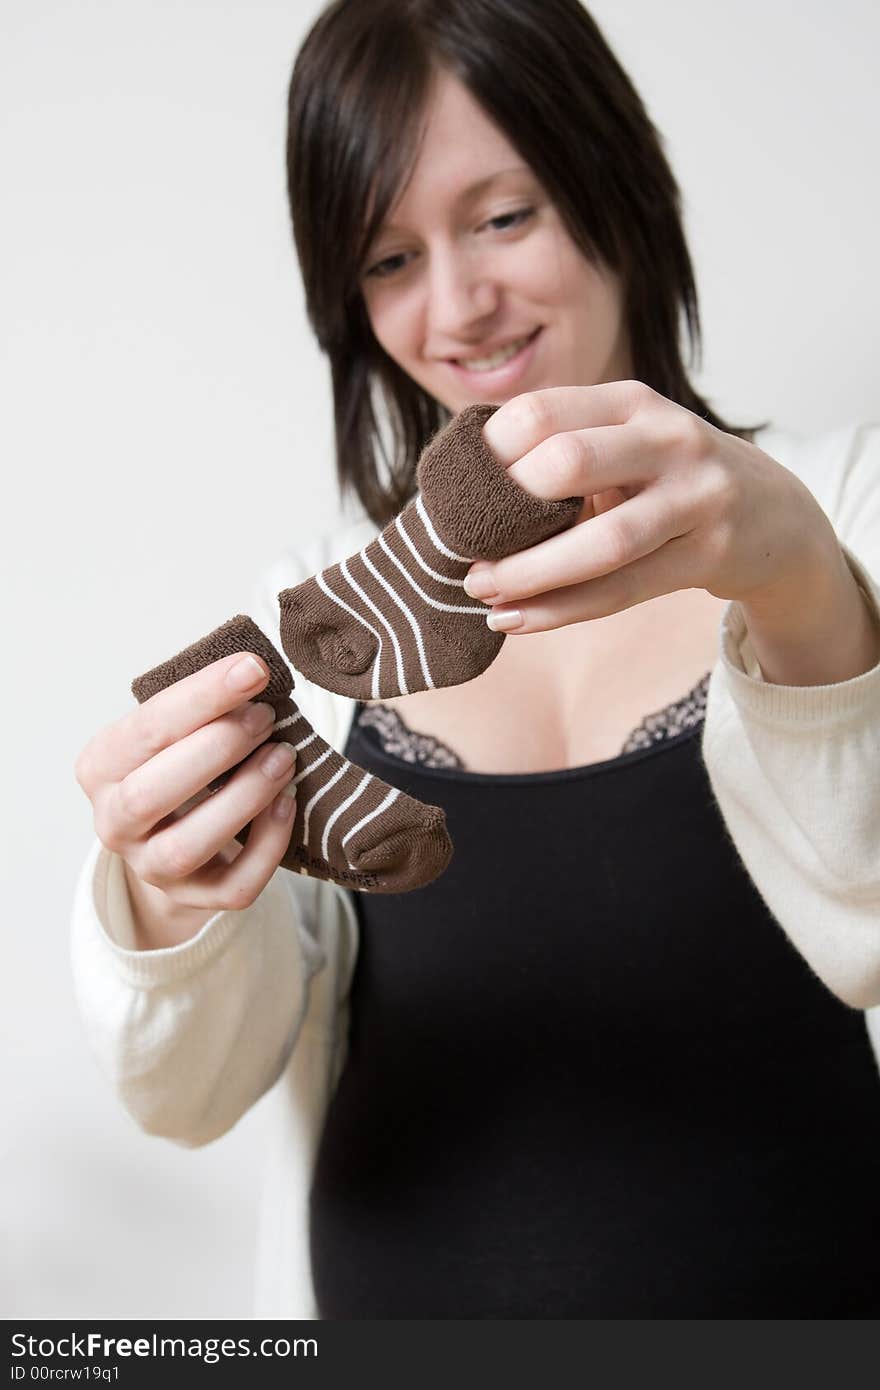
753;417;880;477
752;418;880;525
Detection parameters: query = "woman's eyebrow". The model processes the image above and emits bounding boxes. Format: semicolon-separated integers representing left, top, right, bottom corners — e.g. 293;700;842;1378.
456;165;532;203
375;165;533;242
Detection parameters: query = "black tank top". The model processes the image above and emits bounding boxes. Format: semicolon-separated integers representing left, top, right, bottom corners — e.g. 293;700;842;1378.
308;705;880;1318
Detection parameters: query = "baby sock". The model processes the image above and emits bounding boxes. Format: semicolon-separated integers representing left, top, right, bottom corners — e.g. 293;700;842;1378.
131;614;452;894
277;402;581;699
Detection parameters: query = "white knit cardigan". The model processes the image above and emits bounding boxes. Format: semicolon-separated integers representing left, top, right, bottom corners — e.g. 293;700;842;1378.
71;420;880;1318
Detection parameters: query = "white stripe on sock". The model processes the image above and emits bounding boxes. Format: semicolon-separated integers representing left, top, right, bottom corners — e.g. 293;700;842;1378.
302;760;349;851
342;786;400;866
320;770;372;862
368;539;434;689
395;511;465;587
343;555;408;696
273;712;303;733
415;494;472;563
292;745;332;785
378;533;489;616
316;570;383;701
294;732;318;752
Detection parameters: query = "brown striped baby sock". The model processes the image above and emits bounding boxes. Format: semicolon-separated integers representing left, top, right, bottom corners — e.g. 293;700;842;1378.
131;615;452;894
277;402;581;699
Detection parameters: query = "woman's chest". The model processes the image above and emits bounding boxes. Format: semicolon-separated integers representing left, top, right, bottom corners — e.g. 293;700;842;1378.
370;588;728;773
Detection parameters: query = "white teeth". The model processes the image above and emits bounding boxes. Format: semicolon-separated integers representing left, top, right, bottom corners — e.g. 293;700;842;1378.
457;335;532;372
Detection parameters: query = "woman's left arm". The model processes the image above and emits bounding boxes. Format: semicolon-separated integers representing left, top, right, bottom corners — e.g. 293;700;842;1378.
464;380;880;682
464;383;880;1008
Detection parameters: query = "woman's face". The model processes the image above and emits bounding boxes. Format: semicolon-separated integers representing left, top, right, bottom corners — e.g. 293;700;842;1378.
360;68;631;414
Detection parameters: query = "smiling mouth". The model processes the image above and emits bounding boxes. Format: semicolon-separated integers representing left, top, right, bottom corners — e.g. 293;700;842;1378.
452;327;541;371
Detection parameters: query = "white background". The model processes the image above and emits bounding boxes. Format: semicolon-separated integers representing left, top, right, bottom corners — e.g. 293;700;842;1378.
2;0;878;1317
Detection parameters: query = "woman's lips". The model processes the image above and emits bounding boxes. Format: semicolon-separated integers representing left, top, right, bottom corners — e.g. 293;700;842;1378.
446;327;542;391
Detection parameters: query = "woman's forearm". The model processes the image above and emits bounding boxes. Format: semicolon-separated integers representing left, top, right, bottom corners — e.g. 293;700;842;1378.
740;543;880;687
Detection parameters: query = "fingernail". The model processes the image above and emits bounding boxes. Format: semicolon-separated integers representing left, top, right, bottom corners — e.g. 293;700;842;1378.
273;786;296;820
463;568;498;601
227;654;266;690
261;743;295;777
486;608;523;632
241;701;276;734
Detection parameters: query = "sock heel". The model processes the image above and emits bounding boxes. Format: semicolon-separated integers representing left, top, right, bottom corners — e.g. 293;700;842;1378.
279;590;377;677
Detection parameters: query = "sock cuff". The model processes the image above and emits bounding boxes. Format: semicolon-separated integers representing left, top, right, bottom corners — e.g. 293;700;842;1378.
416;402;582;560
131;614;294;707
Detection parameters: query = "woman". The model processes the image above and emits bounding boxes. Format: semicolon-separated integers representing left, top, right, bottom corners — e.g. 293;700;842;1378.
71;0;880;1318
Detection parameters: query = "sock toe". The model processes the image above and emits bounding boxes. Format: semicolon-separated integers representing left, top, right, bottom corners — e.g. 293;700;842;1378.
353;806;452;892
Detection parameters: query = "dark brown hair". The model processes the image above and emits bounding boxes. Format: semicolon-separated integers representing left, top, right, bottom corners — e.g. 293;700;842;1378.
287;0;764;526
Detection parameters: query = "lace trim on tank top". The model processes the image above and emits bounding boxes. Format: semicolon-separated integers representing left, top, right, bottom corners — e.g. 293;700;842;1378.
357;702;467;769
357;671;712;770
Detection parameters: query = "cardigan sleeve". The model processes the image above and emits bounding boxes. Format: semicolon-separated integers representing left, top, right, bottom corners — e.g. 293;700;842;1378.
66;552;352;1151
702;423;880;1009
69;837;326;1147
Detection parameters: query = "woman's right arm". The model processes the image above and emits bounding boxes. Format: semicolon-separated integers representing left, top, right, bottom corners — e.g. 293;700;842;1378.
70;648;324;1147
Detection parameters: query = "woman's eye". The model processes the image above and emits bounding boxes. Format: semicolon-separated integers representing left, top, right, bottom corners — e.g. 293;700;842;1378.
485;207;535;233
364;251;411;280
364;208;535;280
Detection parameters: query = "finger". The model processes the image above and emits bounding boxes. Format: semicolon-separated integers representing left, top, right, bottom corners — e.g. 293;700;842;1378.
107;700;279;842
505;422;655;500
483;381;649;466
139;741;297;888
80;651;271;790
213;838;246;868
470;490;689;605
486;533;702;634
155;788;299;913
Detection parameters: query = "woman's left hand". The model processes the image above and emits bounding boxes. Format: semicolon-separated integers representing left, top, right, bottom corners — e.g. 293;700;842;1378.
463;381;839;633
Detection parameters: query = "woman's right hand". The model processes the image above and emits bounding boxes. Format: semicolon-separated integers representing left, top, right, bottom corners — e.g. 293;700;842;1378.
74;652;298;951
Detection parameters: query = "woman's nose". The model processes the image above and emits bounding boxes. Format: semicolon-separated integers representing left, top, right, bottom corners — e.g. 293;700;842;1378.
425;247;499;339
